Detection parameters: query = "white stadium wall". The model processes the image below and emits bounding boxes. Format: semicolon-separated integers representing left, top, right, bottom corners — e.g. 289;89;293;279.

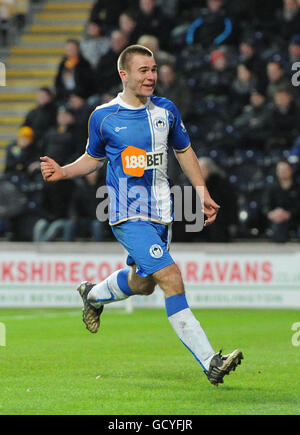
0;243;300;309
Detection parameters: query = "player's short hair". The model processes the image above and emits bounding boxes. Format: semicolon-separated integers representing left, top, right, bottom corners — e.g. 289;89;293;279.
117;44;153;72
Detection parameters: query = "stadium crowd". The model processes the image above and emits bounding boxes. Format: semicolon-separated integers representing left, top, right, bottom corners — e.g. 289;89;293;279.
1;0;300;243
0;0;32;45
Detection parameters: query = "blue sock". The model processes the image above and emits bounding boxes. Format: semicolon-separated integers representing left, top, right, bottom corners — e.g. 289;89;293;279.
165;293;189;317
117;268;134;296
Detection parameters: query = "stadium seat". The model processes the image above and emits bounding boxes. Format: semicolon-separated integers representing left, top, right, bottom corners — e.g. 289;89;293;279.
0;0;92;171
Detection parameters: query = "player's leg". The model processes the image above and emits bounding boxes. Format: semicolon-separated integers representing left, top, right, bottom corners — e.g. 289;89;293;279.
77;267;134;333
110;219;218;372
153;263;243;386
153;263;215;371
77;220;164;333
84;268;134;306
85;261;156;304
77;264;156;333
111;220;218;374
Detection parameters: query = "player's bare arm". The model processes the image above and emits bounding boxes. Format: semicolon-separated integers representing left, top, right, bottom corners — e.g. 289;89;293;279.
175;146;220;226
40;153;104;182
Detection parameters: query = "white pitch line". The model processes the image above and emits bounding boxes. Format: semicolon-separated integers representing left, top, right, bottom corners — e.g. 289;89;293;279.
0;310;80;321
0;309;131;321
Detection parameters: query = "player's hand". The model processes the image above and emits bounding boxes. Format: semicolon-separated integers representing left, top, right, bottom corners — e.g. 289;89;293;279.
203;195;220;227
40;156;64;182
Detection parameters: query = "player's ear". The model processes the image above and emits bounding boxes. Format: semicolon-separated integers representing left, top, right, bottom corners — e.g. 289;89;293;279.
119;69;128;83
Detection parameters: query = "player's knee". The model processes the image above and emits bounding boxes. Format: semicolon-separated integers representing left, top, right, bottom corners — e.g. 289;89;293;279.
140;282;156;295
136;279;155;295
128;271;155;295
131;282;155;296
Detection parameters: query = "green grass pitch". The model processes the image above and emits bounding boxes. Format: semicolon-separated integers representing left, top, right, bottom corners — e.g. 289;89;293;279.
0;307;300;415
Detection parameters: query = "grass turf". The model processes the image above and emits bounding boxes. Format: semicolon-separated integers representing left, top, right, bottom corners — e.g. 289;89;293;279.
0;308;299;415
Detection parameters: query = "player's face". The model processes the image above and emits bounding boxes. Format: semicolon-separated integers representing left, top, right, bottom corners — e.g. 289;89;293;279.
125;54;157;99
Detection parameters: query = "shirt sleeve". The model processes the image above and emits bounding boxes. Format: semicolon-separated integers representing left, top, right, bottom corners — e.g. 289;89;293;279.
85;109;106;160
168;103;191;152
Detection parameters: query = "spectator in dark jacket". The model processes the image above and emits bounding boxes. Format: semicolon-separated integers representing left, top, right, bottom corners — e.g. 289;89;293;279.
119;10;141;46
197;157;238;242
67;89;94;142
199;49;235;99
231;62;257;114
186;0;234;49
170;154;238;242
63;170;111;242
4;126;42;241
233;87;272;149
94;30;128;96
89;0;130;31
40;106;84;166
244;0;282;25
5;126;39;177
33;179;75;242
238;37;266;80
266;61;291;100
34;108;78;242
156;63;192;121
267;88;299;150
136;0;172;51
276;0;300;42
23;87;57;145
263;160;300;242
55;39;95;103
288;34;300;65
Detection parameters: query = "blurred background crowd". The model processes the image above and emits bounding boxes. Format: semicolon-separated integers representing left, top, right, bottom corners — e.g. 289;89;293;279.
1;0;300;243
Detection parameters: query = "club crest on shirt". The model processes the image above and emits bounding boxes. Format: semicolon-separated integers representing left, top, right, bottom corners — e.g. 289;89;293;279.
153;117;167;132
149;244;164;258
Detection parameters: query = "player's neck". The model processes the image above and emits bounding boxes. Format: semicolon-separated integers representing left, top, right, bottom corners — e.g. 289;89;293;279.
120;90;148;108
